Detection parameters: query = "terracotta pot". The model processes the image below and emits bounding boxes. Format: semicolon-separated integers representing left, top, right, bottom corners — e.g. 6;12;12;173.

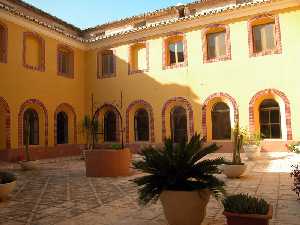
224;205;273;225
160;189;211;225
0;180;16;201
243;145;261;160
85;148;132;177
19;161;38;170
222;164;247;178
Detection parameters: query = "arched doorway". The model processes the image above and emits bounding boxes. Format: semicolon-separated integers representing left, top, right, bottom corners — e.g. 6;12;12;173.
211;102;231;140
171;106;187;143
104;111;117;142
57;111;68;144
23;108;39;145
259;99;281;139
134;109;149;141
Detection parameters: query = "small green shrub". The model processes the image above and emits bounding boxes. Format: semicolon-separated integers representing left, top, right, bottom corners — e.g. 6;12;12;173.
222;194;269;215
111;143;122;150
0;172;16;184
287;142;300;153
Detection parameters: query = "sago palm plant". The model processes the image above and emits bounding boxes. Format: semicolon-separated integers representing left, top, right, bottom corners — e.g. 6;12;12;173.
133;134;226;205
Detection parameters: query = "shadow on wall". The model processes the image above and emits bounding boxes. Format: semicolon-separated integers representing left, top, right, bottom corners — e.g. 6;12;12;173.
88;52;234;153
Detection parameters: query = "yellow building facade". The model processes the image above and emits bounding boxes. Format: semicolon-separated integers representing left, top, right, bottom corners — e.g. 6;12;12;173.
0;0;300;161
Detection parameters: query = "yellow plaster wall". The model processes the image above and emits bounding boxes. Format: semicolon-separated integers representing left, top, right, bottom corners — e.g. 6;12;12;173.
0;18;86;149
85;9;300;144
1;7;300;150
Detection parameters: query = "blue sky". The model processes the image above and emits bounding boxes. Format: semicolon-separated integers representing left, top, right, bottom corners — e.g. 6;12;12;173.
23;0;193;29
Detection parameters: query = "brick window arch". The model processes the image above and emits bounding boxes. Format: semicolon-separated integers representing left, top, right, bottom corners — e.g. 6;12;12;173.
0;21;8;63
126;100;155;143
57;44;74;78
202;92;238;139
162;97;194;141
54;103;77;145
249;89;292;140
96;104;121;142
23;32;45;71
18;99;48;148
248;14;282;57
202;24;231;64
0;96;11;149
128;42;149;74
162;33;188;70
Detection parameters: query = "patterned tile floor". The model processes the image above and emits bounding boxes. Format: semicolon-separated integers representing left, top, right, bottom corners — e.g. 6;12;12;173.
0;152;300;225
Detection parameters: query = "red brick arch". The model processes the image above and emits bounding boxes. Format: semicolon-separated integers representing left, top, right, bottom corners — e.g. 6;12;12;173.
125;100;155;143
202;92;238;137
97;103;121;142
162;97;194;141
18;99;48;147
54;103;77;145
249;89;292;140
0;97;11;149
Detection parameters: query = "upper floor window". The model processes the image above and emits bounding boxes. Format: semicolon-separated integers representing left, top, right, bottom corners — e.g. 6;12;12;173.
0;22;7;63
248;15;282;57
253;23;275;53
129;42;148;74
202;24;231;63
163;34;187;69
98;50;115;78
23;32;45;71
57;45;74;78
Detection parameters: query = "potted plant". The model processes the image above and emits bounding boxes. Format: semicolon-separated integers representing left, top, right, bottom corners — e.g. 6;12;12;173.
243;130;262;160
223;194;273;225
222;122;247;178
133;134;226;225
290;164;300;199
18;114;38;170
0;171;17;201
85;92;132;177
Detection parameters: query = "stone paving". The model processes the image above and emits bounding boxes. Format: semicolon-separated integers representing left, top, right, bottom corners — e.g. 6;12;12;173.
0;152;300;225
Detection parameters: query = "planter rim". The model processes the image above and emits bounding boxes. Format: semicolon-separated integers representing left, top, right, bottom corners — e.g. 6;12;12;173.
0;180;16;187
162;188;210;193
223;204;273;219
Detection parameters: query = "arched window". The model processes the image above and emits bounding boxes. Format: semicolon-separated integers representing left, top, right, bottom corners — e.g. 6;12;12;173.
171;106;187;143
57;111;68;144
211;102;231;140
23;109;39;145
134;109;149;141
259;99;281;139
104;111;117;142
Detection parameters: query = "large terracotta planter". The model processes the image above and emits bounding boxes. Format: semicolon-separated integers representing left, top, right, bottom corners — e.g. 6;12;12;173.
160;189;211;225
85;148;132;177
243;145;261;160
224;205;273;225
0;181;16;201
222;164;247;178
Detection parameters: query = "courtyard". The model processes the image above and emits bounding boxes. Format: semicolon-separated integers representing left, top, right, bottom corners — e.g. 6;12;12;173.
0;152;299;225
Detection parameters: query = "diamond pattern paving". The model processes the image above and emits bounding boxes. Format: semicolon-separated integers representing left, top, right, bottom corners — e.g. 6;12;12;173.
0;152;300;225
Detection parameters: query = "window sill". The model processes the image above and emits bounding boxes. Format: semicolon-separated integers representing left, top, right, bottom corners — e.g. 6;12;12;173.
250;48;282;58
163;61;187;70
58;72;74;79
24;64;45;72
129;69;149;75
204;55;231;64
99;74;116;79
